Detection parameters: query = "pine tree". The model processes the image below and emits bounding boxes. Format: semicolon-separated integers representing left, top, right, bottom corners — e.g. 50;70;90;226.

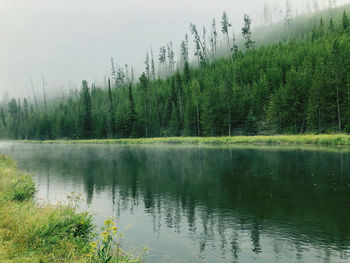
131;66;135;84
343;10;349;30
165;78;180;136
0;108;6;129
345;74;350;132
181;36;189;64
285;0;293;27
116;67;125;87
181;34;191;84
22;98;29;139
145;52;150;80
183;61;191;85
210;19;218;60
244;111;258;135
127;84;137;137
329;18;335;31
159;46;167;77
42;75;47;111
330;39;343;132
170;77;178;110
307;62;326;133
139;73;149;137
175;72;184;126
111;58;116;81
17;99;24;139
190;23;207;65
202;27;209;62
150;48;156;81
267;86;284;133
242;14;255;50
167;42;176;74
107;78;116;137
39;113;51;140
319;18;324;37
221;11;232;54
192;80;201;136
8;99;18;139
81;80;93;138
168;102;180;136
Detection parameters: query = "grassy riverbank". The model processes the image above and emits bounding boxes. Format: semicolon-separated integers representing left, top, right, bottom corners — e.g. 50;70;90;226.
24;134;350;146
0;154;143;263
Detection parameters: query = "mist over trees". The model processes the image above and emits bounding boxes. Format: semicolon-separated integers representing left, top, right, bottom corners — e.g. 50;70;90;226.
1;3;350;139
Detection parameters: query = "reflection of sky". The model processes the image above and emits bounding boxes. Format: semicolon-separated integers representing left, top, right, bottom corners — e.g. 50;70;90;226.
1;142;350;263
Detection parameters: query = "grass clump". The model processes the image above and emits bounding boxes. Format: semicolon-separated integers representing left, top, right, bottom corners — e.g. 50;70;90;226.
0;155;35;202
5;174;35;202
0;154;143;263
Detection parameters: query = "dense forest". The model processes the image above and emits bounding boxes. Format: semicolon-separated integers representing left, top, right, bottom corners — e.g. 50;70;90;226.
1;5;350;139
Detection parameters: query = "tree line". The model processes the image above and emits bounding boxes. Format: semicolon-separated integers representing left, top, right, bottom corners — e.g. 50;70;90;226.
1;9;350;139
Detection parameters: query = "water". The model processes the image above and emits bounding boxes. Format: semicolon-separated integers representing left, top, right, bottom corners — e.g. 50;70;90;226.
1;142;350;263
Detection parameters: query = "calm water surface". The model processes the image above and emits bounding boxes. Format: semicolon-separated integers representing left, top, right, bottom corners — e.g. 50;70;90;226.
1;142;350;263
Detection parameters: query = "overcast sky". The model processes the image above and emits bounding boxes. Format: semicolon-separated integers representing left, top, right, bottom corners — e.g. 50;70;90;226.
0;0;349;99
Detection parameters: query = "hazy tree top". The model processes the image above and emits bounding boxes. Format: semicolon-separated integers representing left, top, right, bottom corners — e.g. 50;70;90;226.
0;0;349;99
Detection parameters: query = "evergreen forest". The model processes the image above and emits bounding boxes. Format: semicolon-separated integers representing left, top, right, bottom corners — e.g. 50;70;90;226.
2;5;350;140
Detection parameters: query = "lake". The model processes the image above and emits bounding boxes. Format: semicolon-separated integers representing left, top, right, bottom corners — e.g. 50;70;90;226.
1;142;350;263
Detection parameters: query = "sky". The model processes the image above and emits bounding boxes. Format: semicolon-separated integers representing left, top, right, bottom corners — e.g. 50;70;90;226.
0;0;349;100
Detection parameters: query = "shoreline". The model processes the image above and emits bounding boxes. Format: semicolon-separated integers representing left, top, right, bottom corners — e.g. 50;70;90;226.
21;134;350;146
0;154;142;263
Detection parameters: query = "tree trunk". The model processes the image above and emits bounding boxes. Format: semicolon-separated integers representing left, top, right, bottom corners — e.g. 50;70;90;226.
226;33;233;64
178;93;183;122
155;97;160;135
318;88;321;133
336;85;342;133
228;105;231;136
299;120;305;134
196;96;200;136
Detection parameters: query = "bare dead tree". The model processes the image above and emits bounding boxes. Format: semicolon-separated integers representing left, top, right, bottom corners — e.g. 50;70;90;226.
30;78;38;111
42;74;47;110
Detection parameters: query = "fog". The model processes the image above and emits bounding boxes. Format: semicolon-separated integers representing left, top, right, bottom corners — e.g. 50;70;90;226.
0;0;349;99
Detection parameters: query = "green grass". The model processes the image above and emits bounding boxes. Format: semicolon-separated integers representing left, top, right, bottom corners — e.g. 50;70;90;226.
0;154;143;263
23;134;350;146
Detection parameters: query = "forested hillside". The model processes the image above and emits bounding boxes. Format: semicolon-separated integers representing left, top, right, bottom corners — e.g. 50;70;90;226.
1;6;350;139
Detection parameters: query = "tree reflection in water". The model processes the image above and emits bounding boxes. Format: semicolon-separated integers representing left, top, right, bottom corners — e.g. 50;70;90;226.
5;143;350;263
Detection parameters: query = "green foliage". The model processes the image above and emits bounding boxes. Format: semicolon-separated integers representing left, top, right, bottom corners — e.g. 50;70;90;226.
81;80;93;139
89;219;145;263
34;207;93;253
244;111;258;135
242;14;255;50
6;174;35;201
107;79;116;138
0;155;143;263
343;10;349;30
0;155;93;262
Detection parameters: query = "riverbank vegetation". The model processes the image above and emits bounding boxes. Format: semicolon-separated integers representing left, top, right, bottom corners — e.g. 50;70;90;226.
0;154;143;263
25;134;350;146
1;5;350;140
